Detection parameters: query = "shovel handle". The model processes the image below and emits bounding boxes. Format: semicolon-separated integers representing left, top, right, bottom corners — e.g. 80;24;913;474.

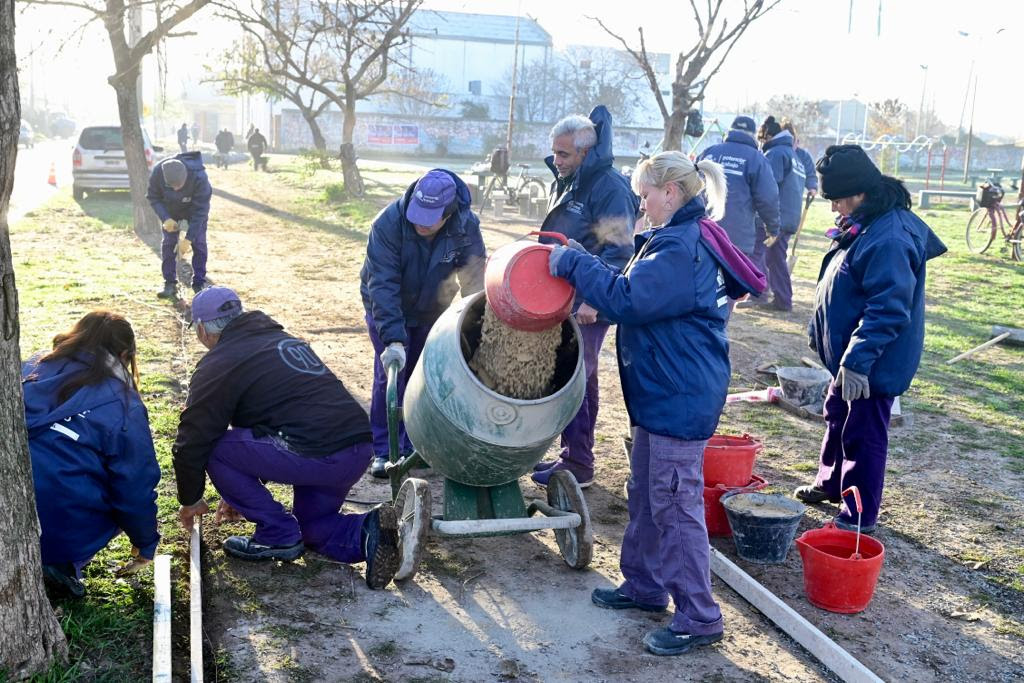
528;230;568;245
841;486;863;513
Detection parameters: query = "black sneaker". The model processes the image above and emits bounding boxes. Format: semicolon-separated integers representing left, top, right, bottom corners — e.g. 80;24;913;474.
833;517;877;534
42;564;86;599
591;588;667;612
361;505;399;589
793;485;840;504
369;456;389;479
157;282;178;299
223;535;304;561
643;627;723;656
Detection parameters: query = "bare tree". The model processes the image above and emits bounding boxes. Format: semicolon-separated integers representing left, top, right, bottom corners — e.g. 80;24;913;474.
766;94;829;137
492;58;560;123
378;67;451;117
205;36;333;159
0;0;69;676
218;0;420;196
555;46;650;126
594;0;781;151
22;0;212;236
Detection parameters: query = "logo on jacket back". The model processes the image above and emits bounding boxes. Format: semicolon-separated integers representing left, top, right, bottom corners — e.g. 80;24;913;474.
277;339;326;375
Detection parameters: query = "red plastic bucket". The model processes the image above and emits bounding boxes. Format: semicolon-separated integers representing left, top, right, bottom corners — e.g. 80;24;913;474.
703;433;762;488
796;523;885;613
704;474;768;537
484;231;575;332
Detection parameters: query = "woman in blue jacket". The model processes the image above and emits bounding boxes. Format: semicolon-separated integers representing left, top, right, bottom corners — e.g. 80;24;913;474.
24;311;161;597
795;145;946;532
549;152;760;657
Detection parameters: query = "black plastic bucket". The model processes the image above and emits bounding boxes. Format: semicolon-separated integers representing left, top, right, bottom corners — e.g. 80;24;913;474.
722;493;806;564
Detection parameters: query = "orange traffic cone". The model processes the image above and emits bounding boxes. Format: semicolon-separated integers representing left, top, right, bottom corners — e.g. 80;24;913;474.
47;162;57;187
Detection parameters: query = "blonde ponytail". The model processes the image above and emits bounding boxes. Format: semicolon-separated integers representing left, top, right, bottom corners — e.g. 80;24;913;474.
696;158;728;221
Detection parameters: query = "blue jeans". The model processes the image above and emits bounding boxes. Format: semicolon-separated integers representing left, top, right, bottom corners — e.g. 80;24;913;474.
161;222;208;286
558;322;609;478
365;313;430;458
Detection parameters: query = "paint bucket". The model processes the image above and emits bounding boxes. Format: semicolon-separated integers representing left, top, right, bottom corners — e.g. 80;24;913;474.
704;475;768;537
484;231;575;332
722;493;805;564
703;433;762;488
775;367;832;406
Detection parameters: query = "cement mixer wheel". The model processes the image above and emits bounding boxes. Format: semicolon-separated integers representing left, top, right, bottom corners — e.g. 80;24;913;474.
546;470;593;570
394;477;431;581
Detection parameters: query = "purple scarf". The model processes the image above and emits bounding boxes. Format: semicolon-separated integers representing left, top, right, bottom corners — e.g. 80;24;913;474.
698;218;767;295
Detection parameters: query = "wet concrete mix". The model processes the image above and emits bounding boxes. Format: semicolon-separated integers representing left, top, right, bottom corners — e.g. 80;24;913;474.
469;304;561;399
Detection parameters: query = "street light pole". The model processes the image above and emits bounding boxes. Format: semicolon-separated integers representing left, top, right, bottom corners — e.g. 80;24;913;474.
962;74;978;184
915;64;928;138
505;9;522;154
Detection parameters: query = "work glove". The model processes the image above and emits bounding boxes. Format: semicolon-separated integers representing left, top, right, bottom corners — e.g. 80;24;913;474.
380;342;406;372
764;234;779;248
566;238;587;254
114;546;152;577
548;245;569;276
575;303;598;325
837;366;870;401
214;499;245;524
162;218;179;233
178;237;192;258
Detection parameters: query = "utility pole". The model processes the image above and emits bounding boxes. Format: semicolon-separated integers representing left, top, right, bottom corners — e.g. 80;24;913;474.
505;9;522;154
962;75;978;184
915;64;928;138
847;0;854;33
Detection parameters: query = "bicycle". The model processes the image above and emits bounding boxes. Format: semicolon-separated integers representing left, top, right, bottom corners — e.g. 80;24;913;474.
964;182;1024;261
479;163;548;209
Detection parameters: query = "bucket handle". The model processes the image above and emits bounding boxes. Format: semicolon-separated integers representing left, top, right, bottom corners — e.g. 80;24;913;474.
841;486;864;558
527;230;569;246
741;433;764;452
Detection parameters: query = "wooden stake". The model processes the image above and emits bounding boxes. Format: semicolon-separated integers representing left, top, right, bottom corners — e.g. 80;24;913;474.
946;332;1011;365
153;555;172;682
710;548;883;683
190;518;203;683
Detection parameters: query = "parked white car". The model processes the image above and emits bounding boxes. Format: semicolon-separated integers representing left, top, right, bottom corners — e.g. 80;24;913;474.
72;125;164;199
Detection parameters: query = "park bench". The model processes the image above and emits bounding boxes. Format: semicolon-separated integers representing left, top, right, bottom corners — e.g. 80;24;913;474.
917;189;977;210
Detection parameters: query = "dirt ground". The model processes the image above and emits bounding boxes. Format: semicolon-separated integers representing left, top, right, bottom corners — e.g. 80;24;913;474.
163;159;1023;682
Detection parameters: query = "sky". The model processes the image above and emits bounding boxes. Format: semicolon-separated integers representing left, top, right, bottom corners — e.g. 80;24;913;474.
14;0;1024;140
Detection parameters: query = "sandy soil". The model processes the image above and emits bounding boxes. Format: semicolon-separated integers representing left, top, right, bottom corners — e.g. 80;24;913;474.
175;161;1024;683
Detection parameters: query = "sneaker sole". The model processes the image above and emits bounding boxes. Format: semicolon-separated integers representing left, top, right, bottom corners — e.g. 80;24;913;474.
591;595;667;612
366;506;400;589
644;631;723;656
224;544;304;562
532;476;594;489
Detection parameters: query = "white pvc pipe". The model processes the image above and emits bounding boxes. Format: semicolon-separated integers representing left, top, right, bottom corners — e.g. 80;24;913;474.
431;512;581;536
152;555;172;683
190;519;203;683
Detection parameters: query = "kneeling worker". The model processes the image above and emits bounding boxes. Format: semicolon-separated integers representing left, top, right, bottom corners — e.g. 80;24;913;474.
173;286;405;589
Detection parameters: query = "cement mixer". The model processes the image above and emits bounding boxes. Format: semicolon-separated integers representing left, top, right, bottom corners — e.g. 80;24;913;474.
382;288;593;581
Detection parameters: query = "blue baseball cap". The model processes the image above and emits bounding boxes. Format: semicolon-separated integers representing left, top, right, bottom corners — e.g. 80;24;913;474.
191;286;242;325
731;116;757;134
406;170;457;226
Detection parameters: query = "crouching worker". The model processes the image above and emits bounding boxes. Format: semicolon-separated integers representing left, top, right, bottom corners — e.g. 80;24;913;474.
361;169;485;477
173;287;405;589
24;312;160;598
548;153;763;656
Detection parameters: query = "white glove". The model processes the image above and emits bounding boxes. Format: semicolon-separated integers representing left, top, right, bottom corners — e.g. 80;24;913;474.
380;342;406;372
566;238;587;254
837;366;870;401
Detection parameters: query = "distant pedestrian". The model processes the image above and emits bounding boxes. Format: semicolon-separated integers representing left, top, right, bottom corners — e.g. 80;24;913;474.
190;123;200;148
795;145;946;533
247;128;268;171
146;152;212;298
214;128;234;169
177;123;189;154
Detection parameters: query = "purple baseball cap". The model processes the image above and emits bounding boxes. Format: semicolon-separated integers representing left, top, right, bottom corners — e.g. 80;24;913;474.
191;286;242;325
406;170;457;226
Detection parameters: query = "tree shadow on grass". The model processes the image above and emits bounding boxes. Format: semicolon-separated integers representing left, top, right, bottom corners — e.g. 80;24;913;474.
212;187;367;244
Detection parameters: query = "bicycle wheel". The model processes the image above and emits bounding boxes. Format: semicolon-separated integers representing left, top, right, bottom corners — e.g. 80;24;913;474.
522;178;547;201
1011;221;1024;262
965;207;997;254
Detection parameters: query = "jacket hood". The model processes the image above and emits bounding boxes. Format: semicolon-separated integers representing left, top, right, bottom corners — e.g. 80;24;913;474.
762;130;794;153
23;355;129;430
545;105;616;184
667;195;707;227
725;130;758;148
175;150;206;173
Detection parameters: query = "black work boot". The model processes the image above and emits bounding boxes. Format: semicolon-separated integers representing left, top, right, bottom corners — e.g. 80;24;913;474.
42;564;86;599
223;535;304;561
192;280;206;294
361;505;399;589
157;281;177;299
793;484;840;504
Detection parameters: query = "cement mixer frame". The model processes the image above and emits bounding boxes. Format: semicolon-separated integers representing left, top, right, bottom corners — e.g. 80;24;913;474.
380;351;594;582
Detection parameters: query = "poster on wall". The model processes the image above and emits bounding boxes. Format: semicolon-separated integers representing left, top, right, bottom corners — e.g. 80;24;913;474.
394;125;419;145
368;124;393;144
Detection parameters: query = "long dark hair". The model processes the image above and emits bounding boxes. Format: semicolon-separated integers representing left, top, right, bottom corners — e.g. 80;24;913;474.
37;311;140;402
758;116;783;145
854;175;912;226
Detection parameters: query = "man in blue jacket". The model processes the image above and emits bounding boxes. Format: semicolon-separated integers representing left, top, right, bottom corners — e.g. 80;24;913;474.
797;145;946;532
147;152;212;299
697;116;780;258
361;169;486;477
174;287;409;589
532;105;637;489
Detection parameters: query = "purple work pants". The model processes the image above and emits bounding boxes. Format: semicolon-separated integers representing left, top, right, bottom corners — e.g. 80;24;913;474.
764;232;792;310
365;313;430;458
813;380;894;528
206;428;373;563
559;322;609;479
619;427;724;635
161;223;208;287
751;222;769;281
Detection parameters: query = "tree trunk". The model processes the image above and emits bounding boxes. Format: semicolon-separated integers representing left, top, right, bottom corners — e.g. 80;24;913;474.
661;108;688;152
0;1;70;675
298;106;329;168
110;65;160;239
340;99;364;197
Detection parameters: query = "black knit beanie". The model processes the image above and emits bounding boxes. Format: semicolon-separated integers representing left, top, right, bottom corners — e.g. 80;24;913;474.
816;145;882;200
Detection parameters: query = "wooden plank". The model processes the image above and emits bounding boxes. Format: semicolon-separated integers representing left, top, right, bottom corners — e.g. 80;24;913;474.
946;332;1011;364
991;325;1024;345
710;548;883;683
800;356;824;370
152;555;172;683
190;519;204;683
